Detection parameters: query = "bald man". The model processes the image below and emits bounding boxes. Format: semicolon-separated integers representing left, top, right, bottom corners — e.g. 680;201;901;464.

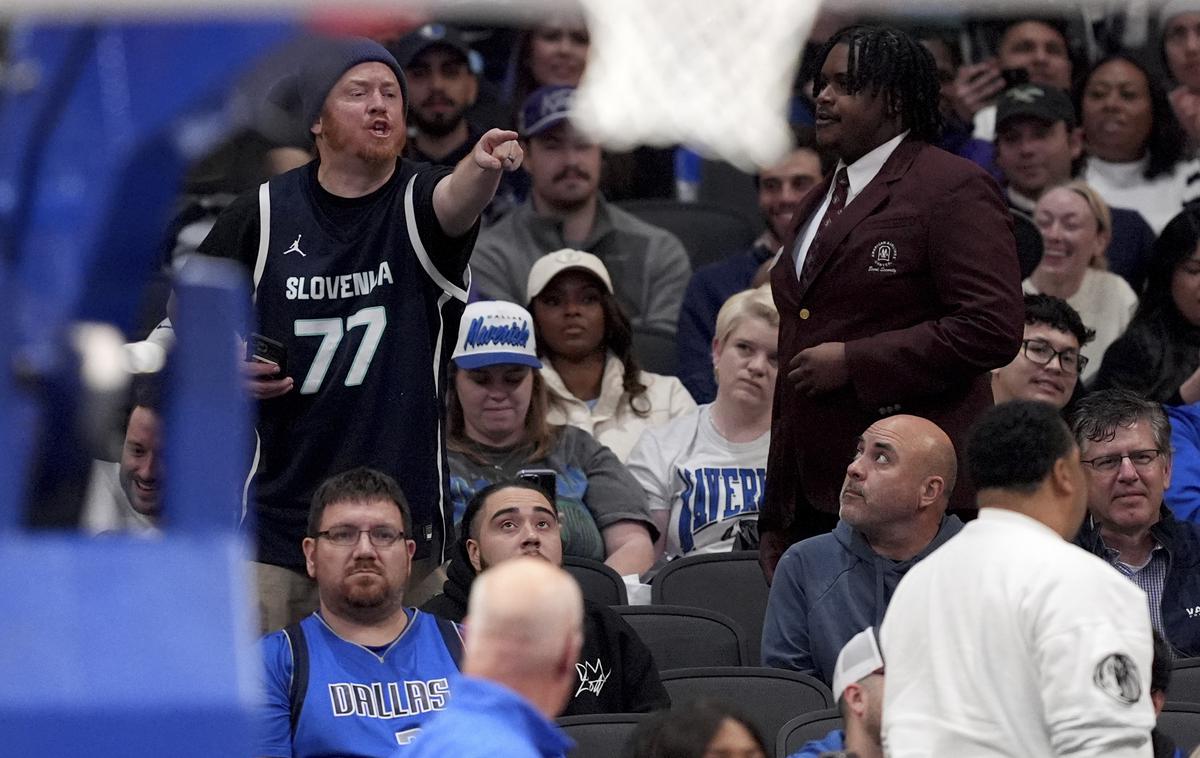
761;415;963;685
404;558;583;758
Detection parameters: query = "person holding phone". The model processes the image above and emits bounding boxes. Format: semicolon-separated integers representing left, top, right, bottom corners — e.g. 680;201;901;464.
445;300;656;577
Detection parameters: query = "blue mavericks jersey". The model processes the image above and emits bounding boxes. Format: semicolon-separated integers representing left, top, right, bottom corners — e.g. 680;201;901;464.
257;610;463;757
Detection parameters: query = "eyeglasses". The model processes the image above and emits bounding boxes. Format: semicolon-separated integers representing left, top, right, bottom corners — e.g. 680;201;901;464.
1022;339;1088;373
1080;449;1163;473
315;526;406;547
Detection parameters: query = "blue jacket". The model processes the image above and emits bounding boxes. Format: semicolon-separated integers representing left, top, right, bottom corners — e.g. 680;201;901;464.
1076;506;1200;657
1167;403;1200;524
676;241;773;404
787;728;844;758
402;675;572;758
761;516;963;683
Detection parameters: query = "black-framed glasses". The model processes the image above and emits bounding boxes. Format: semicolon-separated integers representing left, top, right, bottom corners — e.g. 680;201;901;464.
1022;339;1088;373
1080;449;1163;473
315;526;406;547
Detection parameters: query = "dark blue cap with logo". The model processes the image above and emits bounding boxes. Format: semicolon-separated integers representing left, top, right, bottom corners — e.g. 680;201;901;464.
519;85;575;138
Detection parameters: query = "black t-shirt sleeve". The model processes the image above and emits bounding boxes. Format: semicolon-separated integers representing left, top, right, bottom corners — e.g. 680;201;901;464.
195;188;261;274
410;164;479;288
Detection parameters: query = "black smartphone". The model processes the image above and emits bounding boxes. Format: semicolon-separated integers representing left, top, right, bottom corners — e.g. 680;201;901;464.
516;468;557;502
1001;67;1030;89
247;332;288;377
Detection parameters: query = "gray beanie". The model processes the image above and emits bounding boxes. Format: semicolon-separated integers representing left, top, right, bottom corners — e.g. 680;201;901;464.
296;37;409;130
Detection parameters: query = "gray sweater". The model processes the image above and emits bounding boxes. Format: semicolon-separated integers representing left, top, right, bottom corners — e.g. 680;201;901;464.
471;198;691;338
761;516;963;684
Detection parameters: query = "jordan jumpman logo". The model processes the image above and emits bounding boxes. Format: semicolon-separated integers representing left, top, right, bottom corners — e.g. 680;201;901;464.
284;234;305;256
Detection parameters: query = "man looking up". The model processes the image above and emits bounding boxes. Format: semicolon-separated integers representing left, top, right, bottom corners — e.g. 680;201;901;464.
192;37;524;631
762;414;961;684
761;24;1023;580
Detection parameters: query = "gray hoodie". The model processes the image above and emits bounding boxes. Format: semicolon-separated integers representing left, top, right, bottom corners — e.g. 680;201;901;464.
761;516;963;685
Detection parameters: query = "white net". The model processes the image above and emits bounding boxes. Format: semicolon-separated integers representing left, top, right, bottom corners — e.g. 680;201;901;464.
573;0;818;172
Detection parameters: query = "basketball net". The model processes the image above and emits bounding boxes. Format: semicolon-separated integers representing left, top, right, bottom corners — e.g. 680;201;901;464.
574;0;819;172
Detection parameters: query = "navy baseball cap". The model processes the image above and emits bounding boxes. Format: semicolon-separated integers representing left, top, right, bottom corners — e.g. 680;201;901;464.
519;85;575;138
996;84;1077;131
389;23;475;69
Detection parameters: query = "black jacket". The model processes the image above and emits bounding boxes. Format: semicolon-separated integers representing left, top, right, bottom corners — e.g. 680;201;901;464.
1094;310;1200;403
420;558;671;716
1076;506;1200;657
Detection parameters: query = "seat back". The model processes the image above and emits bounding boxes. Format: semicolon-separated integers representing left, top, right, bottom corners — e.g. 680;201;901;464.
563;555;629;606
661;666;832;750
777;708;844;758
616;199;759;269
1171;657;1200;705
652;551;769;664
1160;702;1200;752
615;605;750;670
558;713;645;758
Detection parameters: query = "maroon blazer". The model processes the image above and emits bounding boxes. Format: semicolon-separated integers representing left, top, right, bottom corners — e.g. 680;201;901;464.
760;138;1023;577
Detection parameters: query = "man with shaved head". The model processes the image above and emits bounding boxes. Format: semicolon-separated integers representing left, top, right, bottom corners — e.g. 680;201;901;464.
404;558;583;757
761;414;962;686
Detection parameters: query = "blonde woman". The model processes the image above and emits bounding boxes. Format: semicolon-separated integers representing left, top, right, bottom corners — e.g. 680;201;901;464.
626;286;778;561
1023;180;1138;384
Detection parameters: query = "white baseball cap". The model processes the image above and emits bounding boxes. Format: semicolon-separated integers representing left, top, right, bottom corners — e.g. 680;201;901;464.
526;248;614;303
831;627;885;701
451;301;543;370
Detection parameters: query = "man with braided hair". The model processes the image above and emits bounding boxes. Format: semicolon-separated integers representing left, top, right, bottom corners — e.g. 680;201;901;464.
761;25;1024;580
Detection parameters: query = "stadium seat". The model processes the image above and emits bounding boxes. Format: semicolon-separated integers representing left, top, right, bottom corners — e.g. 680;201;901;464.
776;708;844;758
1160;702;1200;752
558;713;645;758
652;550;770;664
633;330;679;376
616;199;759;269
660;666;833;748
563;555;629;606
615;605;750;670
1171;657;1200;704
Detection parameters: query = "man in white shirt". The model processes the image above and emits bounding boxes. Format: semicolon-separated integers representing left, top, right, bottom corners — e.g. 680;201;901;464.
881;400;1155;757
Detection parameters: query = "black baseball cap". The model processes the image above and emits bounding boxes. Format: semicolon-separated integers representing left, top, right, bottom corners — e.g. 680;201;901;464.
389;23;473;69
996;84;1077;131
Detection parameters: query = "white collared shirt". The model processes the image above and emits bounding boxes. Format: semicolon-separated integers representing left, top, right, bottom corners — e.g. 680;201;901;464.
792;130;909;277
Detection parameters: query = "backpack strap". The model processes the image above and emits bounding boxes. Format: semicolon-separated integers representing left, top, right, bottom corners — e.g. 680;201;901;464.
432;614;464;668
282;621;309;737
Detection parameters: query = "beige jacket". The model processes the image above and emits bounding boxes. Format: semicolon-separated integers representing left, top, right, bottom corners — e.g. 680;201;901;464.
542;353;696;462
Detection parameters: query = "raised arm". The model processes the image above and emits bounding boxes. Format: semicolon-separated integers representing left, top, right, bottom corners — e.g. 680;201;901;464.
432;128;523;237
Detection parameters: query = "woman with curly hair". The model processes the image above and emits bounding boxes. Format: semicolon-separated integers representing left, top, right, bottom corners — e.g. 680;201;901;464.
527;249;696;462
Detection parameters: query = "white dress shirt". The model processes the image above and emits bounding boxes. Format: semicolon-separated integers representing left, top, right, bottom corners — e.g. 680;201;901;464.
792;131;909;276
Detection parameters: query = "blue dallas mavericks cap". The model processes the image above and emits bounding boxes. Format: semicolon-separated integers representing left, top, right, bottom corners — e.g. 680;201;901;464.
452;301;543;370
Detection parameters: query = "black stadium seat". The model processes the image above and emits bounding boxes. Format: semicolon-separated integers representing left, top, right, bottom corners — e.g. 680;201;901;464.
1160;702;1200;752
652;550;770;664
660;666;833;749
777;708;844;757
615;605;750;670
616;199;759;269
562;555;628;606
1171;657;1200;705
558;713;645;758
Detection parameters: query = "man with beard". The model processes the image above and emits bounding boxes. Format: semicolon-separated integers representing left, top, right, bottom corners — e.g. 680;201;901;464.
422;481;670;716
256;468;467;758
469;85;692;342
676;127;830;403
390;24;482;166
192;37;524;632
762;414;961;686
760;25;1023;581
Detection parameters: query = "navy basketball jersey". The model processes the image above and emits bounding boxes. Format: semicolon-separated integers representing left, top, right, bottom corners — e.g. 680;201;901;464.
244;161;471;567
257;610;463;757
